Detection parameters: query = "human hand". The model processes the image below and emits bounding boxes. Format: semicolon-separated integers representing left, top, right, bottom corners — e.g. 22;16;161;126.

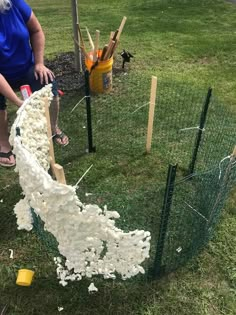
34;63;55;85
16;98;24;107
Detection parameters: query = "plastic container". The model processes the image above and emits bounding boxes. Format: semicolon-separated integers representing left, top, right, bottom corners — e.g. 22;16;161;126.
16;269;35;286
20;85;32;100
85;50;113;93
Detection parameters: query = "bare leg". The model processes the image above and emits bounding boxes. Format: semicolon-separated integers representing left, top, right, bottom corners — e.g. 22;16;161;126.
0;110;15;165
49;96;59;134
50;96;69;146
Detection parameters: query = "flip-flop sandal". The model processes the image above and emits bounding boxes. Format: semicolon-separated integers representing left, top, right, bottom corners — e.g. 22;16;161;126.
0;151;16;167
52;132;69;147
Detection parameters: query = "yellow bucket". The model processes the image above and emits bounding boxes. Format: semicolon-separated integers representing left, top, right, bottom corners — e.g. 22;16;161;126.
85;50;113;94
16;269;35;286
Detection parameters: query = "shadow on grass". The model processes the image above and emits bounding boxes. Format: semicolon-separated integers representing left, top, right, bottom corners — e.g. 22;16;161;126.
0;184;22;242
1;274;160;315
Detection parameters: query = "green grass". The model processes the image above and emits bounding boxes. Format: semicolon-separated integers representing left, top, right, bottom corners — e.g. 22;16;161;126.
1;0;236;314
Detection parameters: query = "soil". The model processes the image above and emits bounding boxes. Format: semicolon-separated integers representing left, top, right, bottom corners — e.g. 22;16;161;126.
45;52;125;92
45;52;85;92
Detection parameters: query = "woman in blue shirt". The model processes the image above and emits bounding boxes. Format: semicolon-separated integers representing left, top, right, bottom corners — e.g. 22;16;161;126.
0;0;69;167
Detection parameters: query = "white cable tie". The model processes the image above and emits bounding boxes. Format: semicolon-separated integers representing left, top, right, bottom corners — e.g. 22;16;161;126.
218;155;231;180
179;126;205;132
74;164;93;189
49;133;56;140
9;249;14;259
176;247;182;253
184;202;209;222
131;102;149;114
71;96;90;113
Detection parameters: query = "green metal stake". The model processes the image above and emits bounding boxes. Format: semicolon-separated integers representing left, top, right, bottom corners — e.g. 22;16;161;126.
153;163;178;278
188;87;212;176
84;70;96;153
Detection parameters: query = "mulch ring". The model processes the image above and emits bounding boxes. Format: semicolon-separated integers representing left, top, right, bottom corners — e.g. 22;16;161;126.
45;52;125;92
45;52;84;92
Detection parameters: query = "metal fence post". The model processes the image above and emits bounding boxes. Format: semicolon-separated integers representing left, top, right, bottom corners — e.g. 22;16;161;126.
84;70;96;153
153;163;178;278
188;87;212;175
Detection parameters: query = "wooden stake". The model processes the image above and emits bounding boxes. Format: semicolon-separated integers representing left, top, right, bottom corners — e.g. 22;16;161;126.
103;40;115;60
110;39;119;57
117;16;127;41
110;31;115;39
76;24;93;60
86;27;94;51
112;29;119;41
100;44;108;61
108;29;119;57
232;146;236;157
77;23;85;49
73;36;90;60
43;98;67;184
93;30;100;62
44;98;56;166
146;76;157;154
109;17;126;57
53;163;67;184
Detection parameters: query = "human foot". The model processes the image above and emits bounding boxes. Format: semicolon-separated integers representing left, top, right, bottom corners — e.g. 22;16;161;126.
0;149;15;167
52;128;69;147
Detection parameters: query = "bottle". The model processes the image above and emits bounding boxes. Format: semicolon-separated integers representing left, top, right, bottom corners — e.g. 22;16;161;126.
20;85;32;100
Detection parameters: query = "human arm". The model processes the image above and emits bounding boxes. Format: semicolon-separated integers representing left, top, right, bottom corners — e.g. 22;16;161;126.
27;13;54;84
0;74;23;107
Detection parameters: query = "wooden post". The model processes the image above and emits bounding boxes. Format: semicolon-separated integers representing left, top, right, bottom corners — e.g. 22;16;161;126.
109;17;127;57
86;27;94;51
110;31;115;39
100;44;108;61
71;0;82;72
103;40;115;60
44;98;56;167
146;76;157;153
53;163;67;184
73;34;90;61
44;98;67;184
232;146;236;157
117;16;127;41
93;30;100;61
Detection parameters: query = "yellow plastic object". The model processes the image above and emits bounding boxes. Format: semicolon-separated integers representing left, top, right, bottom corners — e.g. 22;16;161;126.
85;50;113;94
16;269;35;286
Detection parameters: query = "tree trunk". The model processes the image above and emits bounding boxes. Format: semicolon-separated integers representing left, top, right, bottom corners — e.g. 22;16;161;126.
71;0;82;72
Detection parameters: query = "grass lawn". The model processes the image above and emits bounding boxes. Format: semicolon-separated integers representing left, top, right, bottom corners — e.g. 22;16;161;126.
0;0;236;314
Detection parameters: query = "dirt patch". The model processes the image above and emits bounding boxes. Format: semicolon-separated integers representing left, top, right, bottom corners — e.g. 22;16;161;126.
45;52;125;92
194;56;217;65
226;0;236;4
45;52;85;92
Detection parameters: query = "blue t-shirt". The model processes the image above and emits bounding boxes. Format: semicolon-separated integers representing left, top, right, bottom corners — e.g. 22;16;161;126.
0;0;34;80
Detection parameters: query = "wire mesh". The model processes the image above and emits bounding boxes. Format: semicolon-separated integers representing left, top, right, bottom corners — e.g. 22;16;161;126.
17;71;236;278
160;157;236;274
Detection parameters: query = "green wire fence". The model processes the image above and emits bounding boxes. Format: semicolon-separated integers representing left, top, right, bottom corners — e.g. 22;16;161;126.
17;71;236;279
